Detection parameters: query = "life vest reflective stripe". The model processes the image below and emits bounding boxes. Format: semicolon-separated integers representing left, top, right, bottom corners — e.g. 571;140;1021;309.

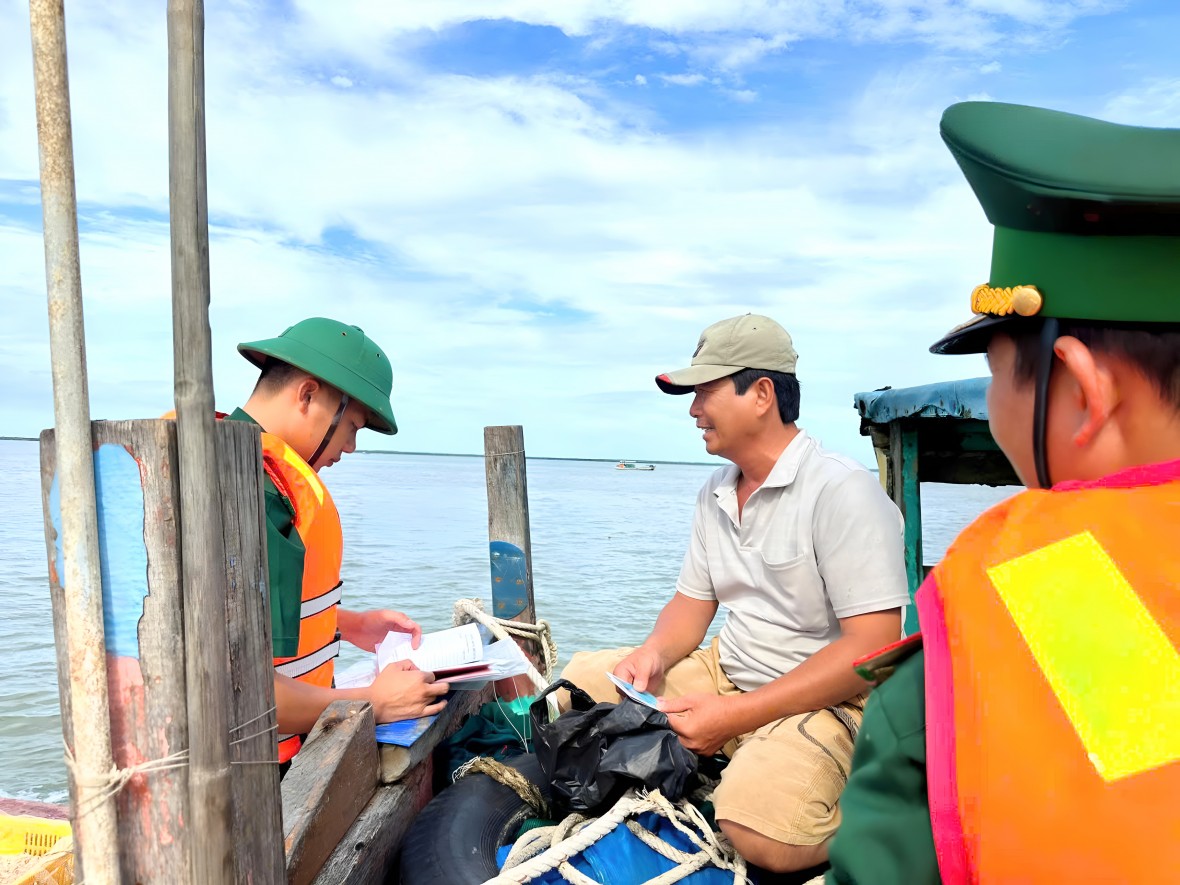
273;638;343;679
301;582;344;619
261;431;344;764
917;461;1180;884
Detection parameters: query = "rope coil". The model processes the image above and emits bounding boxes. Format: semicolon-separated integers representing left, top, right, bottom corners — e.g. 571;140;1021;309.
452;598;558;689
481;787;748;885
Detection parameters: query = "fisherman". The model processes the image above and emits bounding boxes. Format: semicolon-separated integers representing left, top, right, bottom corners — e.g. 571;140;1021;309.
561;314;911;873
229;317;449;769
826;102;1180;884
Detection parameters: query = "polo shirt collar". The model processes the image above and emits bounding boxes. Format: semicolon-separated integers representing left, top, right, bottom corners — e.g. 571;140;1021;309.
713;428;812;500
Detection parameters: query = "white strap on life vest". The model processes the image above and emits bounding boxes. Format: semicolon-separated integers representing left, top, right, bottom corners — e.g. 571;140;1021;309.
274;639;341;678
300;582;343;619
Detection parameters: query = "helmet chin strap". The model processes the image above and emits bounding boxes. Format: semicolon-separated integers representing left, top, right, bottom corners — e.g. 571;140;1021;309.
309;393;350;468
1032;318;1059;490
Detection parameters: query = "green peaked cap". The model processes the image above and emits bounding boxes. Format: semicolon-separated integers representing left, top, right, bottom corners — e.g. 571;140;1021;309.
238;317;398;434
931;102;1180;354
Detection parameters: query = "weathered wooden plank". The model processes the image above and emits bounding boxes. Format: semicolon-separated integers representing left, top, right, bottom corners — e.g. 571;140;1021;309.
283;700;379;885
311;761;431;885
167;0;235;876
217;420;284;883
379;686;492;784
42;421;192;881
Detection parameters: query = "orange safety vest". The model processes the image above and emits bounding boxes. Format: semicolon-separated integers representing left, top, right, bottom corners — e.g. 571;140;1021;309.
263;432;344;763
916;459;1180;884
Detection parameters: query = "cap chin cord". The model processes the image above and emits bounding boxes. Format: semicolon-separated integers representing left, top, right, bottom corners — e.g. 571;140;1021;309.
309;393;351;468
1032;318;1059;489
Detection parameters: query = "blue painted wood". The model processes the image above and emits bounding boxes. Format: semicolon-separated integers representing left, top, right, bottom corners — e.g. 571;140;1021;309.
490;540;529;620
50;443;148;659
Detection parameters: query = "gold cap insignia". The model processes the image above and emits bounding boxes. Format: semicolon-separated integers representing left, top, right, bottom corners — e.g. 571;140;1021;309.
970;284;1043;318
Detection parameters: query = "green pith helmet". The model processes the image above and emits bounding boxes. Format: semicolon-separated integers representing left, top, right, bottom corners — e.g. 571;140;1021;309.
931;102;1180;355
238;317;397;434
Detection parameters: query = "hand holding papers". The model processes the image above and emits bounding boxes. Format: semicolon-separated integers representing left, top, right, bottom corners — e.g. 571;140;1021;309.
375;623;531;689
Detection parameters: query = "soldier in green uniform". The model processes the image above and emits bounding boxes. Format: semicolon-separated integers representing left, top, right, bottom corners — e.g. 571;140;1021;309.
826;102;1180;883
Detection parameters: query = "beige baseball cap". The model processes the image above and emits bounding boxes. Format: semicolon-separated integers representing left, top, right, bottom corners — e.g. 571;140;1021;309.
655;313;798;395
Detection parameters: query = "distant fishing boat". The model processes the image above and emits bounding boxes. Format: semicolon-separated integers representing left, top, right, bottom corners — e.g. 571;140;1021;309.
615;460;655;470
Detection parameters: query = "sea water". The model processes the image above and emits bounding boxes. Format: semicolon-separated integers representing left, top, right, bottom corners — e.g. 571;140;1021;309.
0;439;1014;802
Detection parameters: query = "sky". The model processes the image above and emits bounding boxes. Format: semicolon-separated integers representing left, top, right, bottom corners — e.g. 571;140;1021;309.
2;1;1179;465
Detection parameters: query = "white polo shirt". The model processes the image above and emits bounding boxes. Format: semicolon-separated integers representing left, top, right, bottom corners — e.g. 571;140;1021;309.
676;430;910;691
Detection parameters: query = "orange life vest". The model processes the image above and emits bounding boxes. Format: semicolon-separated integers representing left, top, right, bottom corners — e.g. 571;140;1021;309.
916;459;1180;884
262;432;344;763
162;411;345;762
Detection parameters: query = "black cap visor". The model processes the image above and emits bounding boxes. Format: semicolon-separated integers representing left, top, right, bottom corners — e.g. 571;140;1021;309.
929;313;1030;355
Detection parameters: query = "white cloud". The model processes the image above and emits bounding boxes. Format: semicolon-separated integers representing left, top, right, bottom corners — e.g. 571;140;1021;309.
633;74;647;86
1103;77;1180;127
979;61;1002;74
723;88;758;103
658;73;709;86
283;0;1124;68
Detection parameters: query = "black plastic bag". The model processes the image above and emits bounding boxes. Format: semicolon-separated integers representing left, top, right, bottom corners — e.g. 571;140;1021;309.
530;678;698;816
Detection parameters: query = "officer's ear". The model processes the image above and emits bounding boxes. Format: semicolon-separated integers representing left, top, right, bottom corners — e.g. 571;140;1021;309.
295;375;322;416
1053;335;1118;449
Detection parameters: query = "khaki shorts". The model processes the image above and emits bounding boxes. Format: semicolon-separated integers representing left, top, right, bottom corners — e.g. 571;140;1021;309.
559;639;864;846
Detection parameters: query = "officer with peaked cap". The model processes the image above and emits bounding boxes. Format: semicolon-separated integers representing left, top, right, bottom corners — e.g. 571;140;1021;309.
229;318;448;768
825;103;1180;883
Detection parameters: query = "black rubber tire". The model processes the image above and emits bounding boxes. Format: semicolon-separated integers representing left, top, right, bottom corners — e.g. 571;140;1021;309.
399;754;550;885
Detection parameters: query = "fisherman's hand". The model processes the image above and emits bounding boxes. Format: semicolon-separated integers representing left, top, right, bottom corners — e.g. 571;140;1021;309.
614;647;665;695
369;660;449;722
338;607;423;651
659;693;734;757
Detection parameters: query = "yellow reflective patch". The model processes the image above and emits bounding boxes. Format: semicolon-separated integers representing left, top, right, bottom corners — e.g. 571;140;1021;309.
987;531;1180;782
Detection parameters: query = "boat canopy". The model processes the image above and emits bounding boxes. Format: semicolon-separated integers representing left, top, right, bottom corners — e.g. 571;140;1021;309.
854;377;1020;634
854;376;989;424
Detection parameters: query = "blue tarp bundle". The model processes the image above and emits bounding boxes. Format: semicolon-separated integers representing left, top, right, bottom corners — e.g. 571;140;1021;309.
496;810;736;884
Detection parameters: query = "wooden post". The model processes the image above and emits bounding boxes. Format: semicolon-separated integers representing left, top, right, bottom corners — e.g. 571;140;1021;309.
217;423;285;883
483;426;539;691
484;426;536;624
888;421;923;636
167;0;234;878
28;1;119;879
40;420;282;881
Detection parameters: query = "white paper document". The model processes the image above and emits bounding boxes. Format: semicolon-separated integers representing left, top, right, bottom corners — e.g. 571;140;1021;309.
368;623;532;689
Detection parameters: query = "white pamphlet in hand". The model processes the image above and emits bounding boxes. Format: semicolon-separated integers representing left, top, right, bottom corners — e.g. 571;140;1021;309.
605;671;661;710
374;623;532;688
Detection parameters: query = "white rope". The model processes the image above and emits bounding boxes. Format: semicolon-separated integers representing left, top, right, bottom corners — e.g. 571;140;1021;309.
482;788;748;885
64;742;190;819
453;598;558;704
63;702;282;820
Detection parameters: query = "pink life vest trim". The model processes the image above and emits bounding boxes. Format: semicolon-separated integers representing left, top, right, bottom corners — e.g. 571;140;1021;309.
916;575;972;885
1052;457;1180;492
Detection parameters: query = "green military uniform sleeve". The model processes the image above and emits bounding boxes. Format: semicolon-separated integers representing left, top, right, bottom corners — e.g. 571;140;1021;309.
225;407;304;659
263;478;304;659
826;651;940;885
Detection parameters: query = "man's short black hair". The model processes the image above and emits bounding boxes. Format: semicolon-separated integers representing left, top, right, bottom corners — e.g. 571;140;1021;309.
253;358;308;394
1009;320;1180;411
730;368;801;424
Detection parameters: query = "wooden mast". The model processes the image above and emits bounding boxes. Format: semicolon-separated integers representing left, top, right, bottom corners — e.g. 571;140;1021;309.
27;1;120;880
